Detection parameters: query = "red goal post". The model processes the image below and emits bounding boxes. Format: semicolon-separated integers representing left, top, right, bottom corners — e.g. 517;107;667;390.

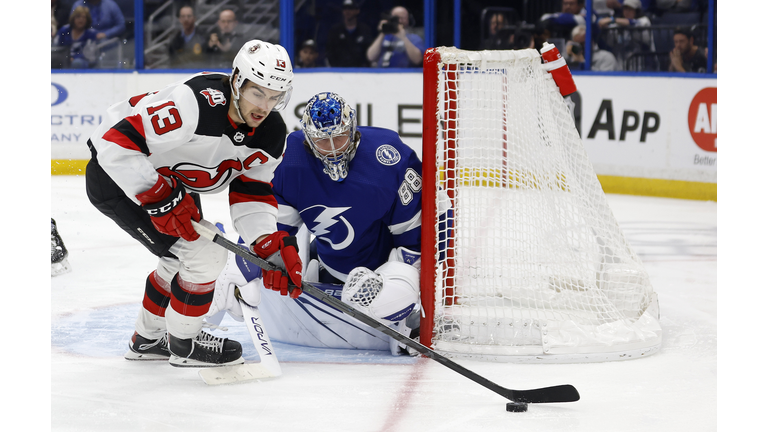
419;47;662;363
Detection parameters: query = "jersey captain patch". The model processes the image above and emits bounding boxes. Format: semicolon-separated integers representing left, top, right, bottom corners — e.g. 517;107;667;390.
200;88;227;107
375;145;401;166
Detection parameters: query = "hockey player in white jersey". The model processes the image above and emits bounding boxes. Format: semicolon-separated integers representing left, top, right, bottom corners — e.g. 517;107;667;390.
84;40;303;367
208;92;432;355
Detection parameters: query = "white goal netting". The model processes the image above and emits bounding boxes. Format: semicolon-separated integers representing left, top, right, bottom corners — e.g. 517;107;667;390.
422;47;661;362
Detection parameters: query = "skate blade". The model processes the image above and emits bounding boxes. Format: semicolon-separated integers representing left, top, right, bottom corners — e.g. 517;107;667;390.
199;362;280;385
124;351;170;361
168;355;245;368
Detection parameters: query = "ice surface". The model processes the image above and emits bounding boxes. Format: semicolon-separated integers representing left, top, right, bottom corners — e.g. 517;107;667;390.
49;175;717;431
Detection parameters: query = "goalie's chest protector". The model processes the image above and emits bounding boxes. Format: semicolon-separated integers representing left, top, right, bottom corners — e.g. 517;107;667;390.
275;127;421;268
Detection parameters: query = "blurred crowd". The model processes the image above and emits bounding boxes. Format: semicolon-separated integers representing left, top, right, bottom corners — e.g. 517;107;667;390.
51;0;715;73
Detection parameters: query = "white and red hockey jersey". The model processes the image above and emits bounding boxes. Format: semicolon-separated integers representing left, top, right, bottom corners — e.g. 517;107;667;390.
88;72;287;246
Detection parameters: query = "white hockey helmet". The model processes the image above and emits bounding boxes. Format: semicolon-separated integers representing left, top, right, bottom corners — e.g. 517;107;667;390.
231;40;293;112
301;92;359;182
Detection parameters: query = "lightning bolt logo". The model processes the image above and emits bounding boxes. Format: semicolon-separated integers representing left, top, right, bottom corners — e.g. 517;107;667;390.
302;205;355;250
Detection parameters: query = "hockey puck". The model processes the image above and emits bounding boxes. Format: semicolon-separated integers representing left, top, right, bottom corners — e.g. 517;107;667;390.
506;402;528;412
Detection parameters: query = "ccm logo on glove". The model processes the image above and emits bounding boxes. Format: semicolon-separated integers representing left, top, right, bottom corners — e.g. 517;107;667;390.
136;176;201;242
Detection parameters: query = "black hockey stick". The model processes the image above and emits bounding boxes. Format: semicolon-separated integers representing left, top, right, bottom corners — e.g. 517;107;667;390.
192;221;580;405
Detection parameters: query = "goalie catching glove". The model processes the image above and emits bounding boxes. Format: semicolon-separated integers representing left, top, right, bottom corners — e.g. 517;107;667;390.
136;176;200;242
252;231;303;298
342;260;419;323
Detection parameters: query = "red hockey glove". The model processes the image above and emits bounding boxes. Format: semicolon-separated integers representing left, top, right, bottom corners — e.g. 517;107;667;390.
252;232;303;299
136;176;200;242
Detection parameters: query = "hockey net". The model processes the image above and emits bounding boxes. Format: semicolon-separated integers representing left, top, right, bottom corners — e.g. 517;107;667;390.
420;47;662;363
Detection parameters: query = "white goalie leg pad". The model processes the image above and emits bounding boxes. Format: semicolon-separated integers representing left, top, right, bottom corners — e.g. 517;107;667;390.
342;262;420;323
207;248;263;322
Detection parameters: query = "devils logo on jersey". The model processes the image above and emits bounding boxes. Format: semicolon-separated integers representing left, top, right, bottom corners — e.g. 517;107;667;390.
200;88;226;107
156;151;269;192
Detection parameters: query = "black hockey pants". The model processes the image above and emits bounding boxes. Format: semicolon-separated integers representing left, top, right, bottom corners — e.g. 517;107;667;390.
84;146;203;258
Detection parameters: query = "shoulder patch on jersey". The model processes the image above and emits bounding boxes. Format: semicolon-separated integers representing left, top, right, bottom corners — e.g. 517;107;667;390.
184;74;231;137
375;144;401;166
200;88;226;107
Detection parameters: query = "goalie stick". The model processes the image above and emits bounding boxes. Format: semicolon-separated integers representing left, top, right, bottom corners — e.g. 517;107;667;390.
198;283;282;384
191;220;580;404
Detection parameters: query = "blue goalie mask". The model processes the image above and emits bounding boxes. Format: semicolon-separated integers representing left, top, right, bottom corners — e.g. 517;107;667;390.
301;92;359;182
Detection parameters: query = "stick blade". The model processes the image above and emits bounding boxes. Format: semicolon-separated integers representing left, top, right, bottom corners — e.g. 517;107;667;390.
199;363;279;385
512;384;580;404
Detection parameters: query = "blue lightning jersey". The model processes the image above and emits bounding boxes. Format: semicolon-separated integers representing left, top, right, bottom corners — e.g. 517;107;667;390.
272;126;422;281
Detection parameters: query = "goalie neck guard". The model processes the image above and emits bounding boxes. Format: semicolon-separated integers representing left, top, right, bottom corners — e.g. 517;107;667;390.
301;92;359;182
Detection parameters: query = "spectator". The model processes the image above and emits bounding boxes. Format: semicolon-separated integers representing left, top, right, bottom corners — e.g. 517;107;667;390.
539;0;587;40
511;29;535;50
598;0;653;68
206;9;248;68
325;0;374;67
53;6;100;69
52;0;73;36
592;0;623;18
366;6;425;68
532;21;552;51
69;0;125;41
669;27;707;73
480;12;515;50
168;4;208;68
598;0;651;29
655;0;693;13
566;24;618;71
296;39;320;68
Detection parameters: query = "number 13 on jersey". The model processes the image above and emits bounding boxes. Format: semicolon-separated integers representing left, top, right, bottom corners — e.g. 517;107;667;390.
147;101;183;135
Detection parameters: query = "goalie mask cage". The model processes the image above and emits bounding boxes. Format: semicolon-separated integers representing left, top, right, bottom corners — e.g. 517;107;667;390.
419;47;662;363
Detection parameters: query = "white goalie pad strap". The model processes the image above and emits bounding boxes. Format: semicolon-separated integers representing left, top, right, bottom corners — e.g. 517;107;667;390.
341;262;419;323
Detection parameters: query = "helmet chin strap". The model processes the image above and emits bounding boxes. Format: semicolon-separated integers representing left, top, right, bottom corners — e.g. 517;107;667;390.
229;78;247;124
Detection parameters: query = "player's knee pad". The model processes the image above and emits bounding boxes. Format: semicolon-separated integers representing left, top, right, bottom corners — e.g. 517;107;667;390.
342;261;419;322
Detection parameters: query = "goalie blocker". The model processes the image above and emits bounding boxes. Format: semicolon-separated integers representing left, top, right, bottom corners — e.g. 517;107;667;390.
207;232;421;355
